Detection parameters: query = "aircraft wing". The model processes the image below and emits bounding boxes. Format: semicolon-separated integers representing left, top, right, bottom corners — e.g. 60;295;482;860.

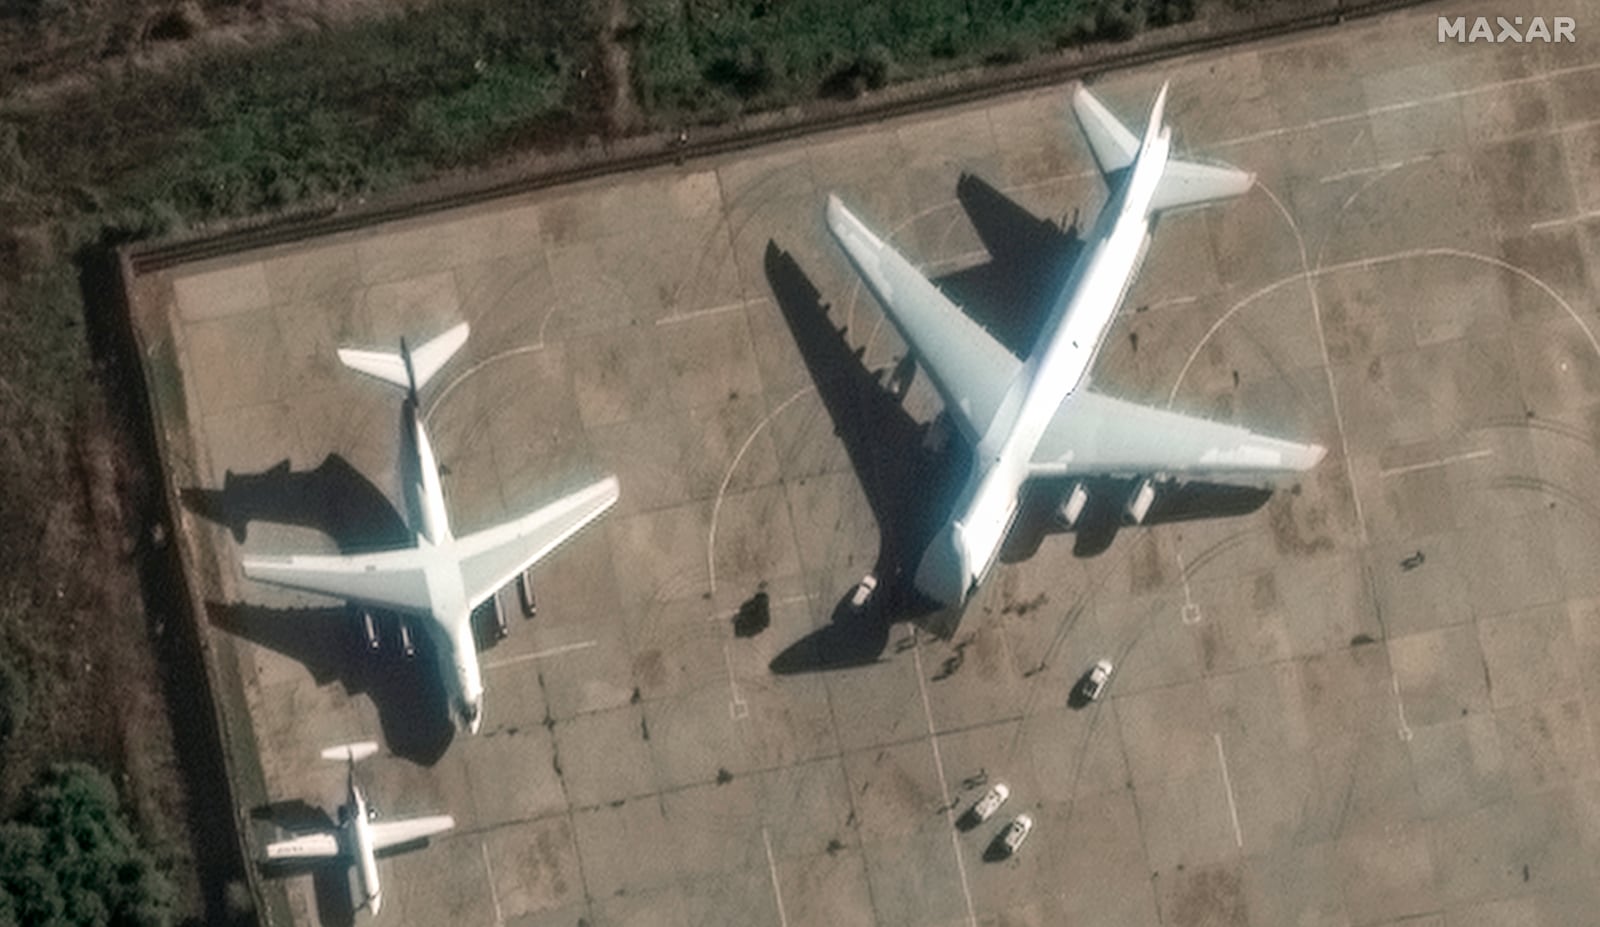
370;815;456;853
1030;391;1325;480
825;195;1022;445
242;547;433;615
263;832;341;861
456;476;619;609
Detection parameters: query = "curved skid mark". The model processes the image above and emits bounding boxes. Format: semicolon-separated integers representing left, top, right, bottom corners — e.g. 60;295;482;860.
423;343;548;425
707;385;815;595
1167;247;1600;405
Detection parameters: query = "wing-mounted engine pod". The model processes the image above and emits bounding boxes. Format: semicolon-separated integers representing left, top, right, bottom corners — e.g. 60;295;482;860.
1057;482;1089;527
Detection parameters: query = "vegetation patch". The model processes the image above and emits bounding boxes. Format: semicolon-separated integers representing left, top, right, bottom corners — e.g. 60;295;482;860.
627;0;1197;119
0;763;178;925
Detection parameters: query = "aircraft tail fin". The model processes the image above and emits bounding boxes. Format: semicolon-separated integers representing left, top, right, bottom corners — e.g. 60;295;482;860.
1071;83;1254;212
338;322;470;395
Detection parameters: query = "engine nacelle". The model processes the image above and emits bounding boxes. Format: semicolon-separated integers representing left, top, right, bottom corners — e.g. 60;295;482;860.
1124;478;1156;524
1057;482;1089;527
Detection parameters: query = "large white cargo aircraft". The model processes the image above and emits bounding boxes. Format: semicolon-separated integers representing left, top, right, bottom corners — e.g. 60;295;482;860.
825;82;1326;609
239;323;619;732
263;742;454;916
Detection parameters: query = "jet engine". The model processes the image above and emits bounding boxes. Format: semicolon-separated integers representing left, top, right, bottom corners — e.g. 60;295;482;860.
1124;478;1156;524
1056;482;1089;527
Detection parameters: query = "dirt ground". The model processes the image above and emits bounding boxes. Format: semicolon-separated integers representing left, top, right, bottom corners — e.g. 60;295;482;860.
1;0;408;100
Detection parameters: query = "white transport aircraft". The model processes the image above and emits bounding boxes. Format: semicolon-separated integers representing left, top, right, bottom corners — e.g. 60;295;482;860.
262;742;455;916
825;82;1326;609
239;322;619;732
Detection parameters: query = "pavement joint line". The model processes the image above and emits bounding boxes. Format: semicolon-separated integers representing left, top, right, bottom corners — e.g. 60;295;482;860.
1317;153;1436;184
481;841;504;927
1213;733;1243;849
1378;448;1492;477
655;297;761;326
912;631;978;927
1259;180;1368;543
1213;57;1600;150
762;827;789;927
482;640;597;671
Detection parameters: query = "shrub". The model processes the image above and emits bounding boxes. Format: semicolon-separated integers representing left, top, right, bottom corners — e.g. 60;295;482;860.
0;655;25;756
0;764;177;927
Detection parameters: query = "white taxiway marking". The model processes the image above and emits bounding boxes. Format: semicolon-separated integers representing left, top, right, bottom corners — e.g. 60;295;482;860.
912;633;978;927
725;642;749;721
1392;671;1414;742
1318;154;1436;184
481;842;504;926
1175;550;1203;625
656;297;760;326
762;827;789;927
1215;58;1600;150
1214;733;1243;849
482;640;597;671
1379;448;1492;478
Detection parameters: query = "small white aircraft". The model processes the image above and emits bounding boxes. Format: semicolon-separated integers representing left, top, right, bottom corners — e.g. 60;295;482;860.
239;323;619;732
262;742;455;916
826;81;1326;608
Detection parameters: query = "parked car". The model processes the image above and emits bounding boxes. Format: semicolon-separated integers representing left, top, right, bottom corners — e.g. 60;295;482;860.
850;573;878;610
1080;658;1114;702
970;783;1010;823
999;814;1034;855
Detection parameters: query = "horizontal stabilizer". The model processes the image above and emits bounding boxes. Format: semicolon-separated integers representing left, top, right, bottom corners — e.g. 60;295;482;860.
320;741;380;763
371;815;456;853
1150;158;1255;212
338;322;470;392
1071;85;1140;176
264;832;341;861
1072;83;1254;211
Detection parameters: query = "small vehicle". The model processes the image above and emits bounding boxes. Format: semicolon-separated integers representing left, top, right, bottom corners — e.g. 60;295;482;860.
999;814;1034;855
850;573;878;609
1080;659;1114;702
970;783;1010;823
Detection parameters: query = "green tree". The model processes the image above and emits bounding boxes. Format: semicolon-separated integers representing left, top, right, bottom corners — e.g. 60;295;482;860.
0;764;176;927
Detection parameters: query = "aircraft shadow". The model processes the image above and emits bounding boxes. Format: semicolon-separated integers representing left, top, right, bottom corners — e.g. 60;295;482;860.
208;601;454;764
763;242;969;672
937;173;1084;358
251;803;355;927
180;455;410;552
186;456;454;762
1005;478;1273;560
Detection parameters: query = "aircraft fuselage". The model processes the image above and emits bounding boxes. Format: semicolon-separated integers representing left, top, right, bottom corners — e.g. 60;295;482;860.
399;397;484;733
348;783;383;914
914;125;1173;606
